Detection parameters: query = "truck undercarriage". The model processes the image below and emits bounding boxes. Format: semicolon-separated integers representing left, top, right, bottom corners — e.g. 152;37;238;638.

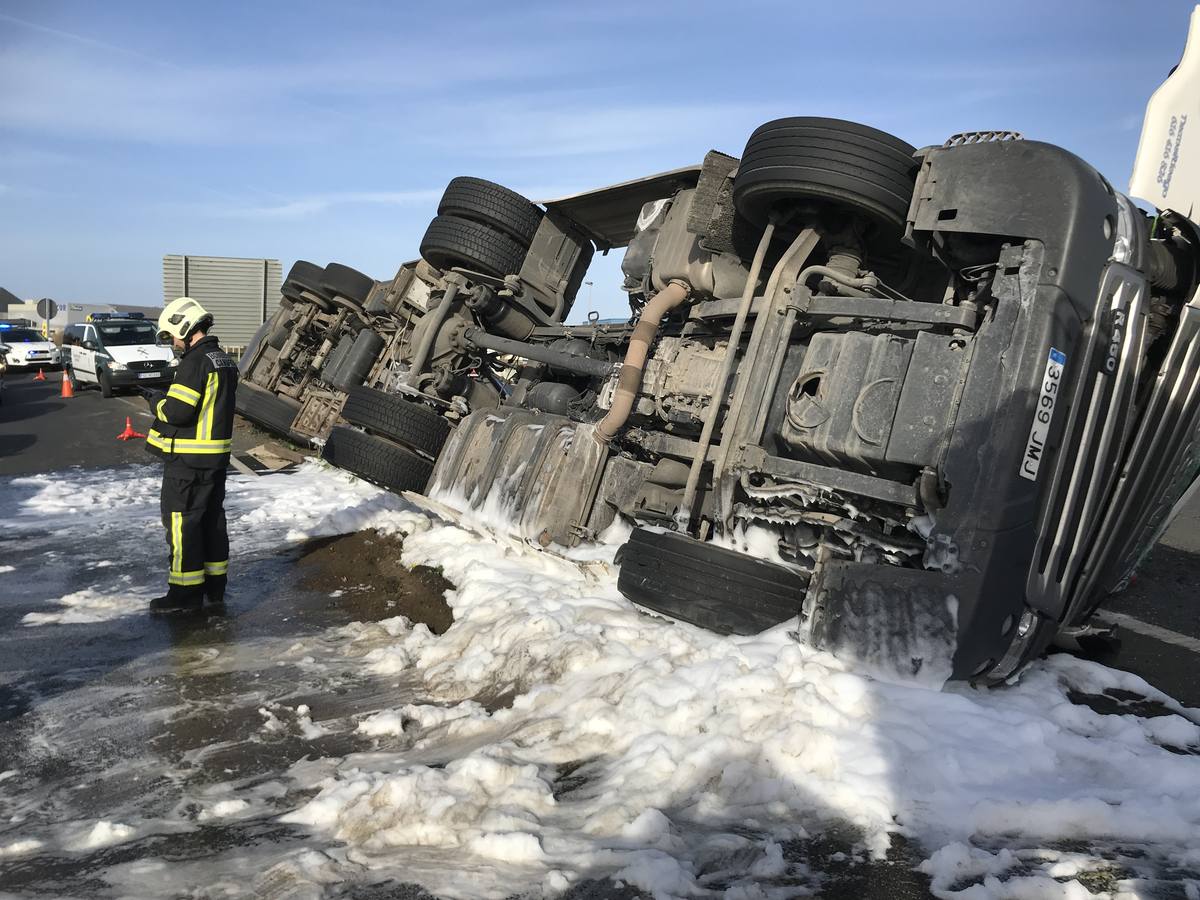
237;118;1200;685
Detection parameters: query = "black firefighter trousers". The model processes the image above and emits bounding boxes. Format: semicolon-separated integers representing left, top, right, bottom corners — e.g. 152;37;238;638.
161;463;229;597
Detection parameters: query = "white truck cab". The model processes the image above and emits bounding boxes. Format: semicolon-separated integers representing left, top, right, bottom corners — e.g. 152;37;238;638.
1130;5;1200;223
63;314;178;398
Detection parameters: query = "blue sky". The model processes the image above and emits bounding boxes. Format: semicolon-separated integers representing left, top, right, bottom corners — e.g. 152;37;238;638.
0;0;1195;320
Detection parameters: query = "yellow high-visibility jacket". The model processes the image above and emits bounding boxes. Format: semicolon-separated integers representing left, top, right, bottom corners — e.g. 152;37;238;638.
146;335;239;468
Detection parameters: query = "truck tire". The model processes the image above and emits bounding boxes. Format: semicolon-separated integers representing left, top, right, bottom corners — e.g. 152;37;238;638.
321;263;375;304
341;386;450;458
328;330;383;392
330;294;368;321
320;334;355;382
266;318;291;350
322;425;433;493
99;369;114;398
438;177;543;246
733;117;918;238
282;260;331;308
282;260;326;296
235;383;301;437
616;527;805;635
240;321;272;376
419;215;527;278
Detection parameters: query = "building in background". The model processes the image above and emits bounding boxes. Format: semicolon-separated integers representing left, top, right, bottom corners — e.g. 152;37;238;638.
2;297;161;340
163;255;283;353
0;287;20;315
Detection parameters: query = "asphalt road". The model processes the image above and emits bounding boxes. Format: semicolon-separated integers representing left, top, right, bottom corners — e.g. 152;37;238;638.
0;368;266;476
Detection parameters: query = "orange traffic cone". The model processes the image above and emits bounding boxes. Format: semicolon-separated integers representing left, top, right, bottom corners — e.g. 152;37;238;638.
116;417;146;441
34;368;46;381
60;370;74;398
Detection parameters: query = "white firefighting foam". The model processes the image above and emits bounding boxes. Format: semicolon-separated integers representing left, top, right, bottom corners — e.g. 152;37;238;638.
1;461;1198;899
289;489;1200;900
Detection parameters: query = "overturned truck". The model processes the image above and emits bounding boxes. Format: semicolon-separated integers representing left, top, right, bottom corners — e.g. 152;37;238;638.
238;114;1200;685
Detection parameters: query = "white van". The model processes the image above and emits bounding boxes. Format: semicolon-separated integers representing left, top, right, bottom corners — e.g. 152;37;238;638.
63;315;178;398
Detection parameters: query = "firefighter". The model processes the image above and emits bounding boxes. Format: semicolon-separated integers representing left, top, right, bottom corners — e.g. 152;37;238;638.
143;297;239;613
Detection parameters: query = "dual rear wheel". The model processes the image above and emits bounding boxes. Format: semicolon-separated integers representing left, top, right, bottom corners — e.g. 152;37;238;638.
419;177;543;278
322;386;452;493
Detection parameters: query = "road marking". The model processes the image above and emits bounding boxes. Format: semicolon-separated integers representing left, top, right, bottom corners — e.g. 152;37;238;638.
1102;611;1200;654
116;397;153;419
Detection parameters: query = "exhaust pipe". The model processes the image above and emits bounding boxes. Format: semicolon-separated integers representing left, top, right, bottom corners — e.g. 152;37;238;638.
595;280;689;444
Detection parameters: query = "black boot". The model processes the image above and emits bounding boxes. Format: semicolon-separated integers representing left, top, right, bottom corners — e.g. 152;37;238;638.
203;574;227;605
149;584;204;614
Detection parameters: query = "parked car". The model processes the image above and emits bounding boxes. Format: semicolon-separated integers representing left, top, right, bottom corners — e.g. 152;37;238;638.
0;324;60;371
239;58;1200;684
62;314;177;397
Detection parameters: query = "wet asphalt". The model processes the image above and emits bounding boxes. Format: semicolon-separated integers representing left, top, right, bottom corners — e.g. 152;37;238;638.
0;523;432;897
0;367;266;476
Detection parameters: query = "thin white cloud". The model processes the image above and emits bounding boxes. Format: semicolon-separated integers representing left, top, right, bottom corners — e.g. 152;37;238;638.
413;87;1018;166
0;10;578;146
1119;112;1145;132
0;47;284;143
0;11;174;68
0;182;58;200
0;43;570;145
0;146;76;168
200;189;443;220
414;99;780;160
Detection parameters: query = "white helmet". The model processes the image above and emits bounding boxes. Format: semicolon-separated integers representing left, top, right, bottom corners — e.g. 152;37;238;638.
158;297;211;342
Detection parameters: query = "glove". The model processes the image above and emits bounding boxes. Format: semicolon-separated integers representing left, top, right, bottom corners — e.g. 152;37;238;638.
143;388;167;412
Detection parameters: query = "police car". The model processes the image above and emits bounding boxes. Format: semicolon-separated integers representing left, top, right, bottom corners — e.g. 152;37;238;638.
0;338;9;404
63;313;178;397
0;322;61;370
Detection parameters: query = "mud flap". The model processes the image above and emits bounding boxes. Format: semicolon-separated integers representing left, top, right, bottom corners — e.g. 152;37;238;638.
803;561;961;686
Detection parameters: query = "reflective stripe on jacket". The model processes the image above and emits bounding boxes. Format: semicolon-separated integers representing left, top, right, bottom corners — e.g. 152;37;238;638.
146;334;239;468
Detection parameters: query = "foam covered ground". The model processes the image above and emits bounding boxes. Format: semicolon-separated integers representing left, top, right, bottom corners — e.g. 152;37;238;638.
1;462;1199;899
3;461;402;625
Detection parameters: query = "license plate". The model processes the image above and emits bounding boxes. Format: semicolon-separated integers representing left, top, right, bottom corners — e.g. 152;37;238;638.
137;372;160;379
1019;347;1067;482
